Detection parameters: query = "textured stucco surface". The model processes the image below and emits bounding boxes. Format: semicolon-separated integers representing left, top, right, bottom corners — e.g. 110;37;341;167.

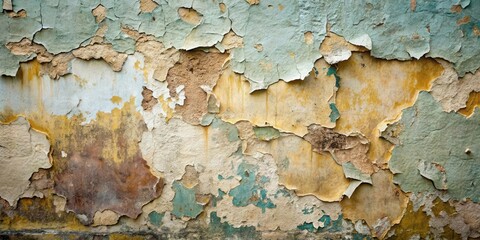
0;0;479;239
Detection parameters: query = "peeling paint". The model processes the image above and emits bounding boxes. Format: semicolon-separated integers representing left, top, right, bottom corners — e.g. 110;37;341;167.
0;117;51;206
388;91;480;202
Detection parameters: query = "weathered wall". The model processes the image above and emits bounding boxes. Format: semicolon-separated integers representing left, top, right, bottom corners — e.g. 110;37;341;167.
0;0;479;239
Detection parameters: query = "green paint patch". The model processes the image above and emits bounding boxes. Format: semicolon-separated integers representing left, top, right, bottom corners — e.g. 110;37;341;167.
148;211;164;227
209;212;260;238
326;66;341;88
210;118;240;142
297;214;344;233
389;91;480;202
228;161;276;213
253;126;281;141
172;181;203;218
329;103;340;123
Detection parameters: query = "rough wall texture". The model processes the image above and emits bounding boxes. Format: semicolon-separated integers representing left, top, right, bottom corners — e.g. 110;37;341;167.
0;0;479;239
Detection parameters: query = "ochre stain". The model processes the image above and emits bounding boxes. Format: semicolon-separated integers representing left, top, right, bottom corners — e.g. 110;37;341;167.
266;136;350;202
431;198;456;217
0;197;86;231
458;91;480;117
214;59;335;136
341;170;409;238
335;52;444;167
388;202;431;239
110;96;123;105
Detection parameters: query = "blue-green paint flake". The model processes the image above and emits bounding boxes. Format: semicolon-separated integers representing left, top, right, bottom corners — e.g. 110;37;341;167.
297;214;345;233
329;103;340;123
228;161;276;213
253;126;281;141
148;211;165;227
171;181;204;218
388;91;480;202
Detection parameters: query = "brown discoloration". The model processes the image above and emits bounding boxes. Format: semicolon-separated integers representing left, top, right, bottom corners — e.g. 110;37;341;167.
166;50;227;125
141;87;158;111
50;100;164;225
55;144;162;225
410;0;416;11
1;99;165;226
305;124;374;174
140;0;158;13
457;16;471;25
341;170;408;238
451;5;462;13
72;44;128;72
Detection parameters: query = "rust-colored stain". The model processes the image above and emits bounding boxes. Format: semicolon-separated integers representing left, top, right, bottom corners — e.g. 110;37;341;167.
54;143;163;225
50;100;163;224
141;86;157;111
166;50;227;124
0;98;164;225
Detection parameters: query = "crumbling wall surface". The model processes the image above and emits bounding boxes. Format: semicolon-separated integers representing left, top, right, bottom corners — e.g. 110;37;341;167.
0;0;479;239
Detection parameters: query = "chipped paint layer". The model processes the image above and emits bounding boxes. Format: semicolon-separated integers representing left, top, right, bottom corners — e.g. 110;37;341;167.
0;117;51;206
1;0;480;238
388;91;480;202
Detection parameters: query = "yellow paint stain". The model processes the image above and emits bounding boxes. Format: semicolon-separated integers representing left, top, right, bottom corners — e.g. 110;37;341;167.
110;96;123;105
335;53;444;166
458;91;480;117
265;136;350;202
341;170;409;238
213;60;335;136
203;126;209;160
109;234;145;240
389;202;431;239
431;198;456;216
0;197;86;231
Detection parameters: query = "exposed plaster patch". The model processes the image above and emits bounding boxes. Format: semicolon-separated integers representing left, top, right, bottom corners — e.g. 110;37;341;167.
0;117;51;207
139;0;158;13
430;59;480;114
72;44;128;72
166;50;227;125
